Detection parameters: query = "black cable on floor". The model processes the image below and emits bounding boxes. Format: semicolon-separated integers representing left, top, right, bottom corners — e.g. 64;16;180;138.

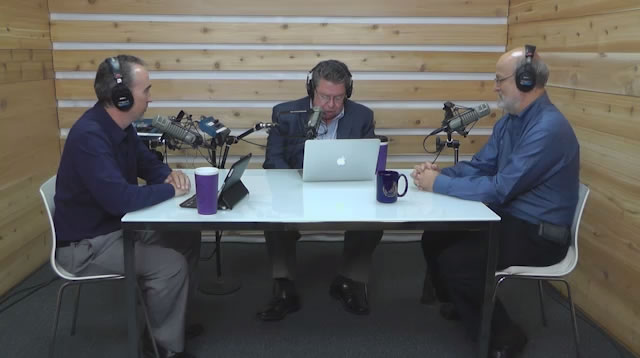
0;276;59;315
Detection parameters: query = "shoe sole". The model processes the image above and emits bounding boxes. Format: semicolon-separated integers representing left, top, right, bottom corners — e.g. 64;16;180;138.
256;304;301;322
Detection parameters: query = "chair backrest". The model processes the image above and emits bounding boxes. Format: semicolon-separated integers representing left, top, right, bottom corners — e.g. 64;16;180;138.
39;175;70;279
566;182;590;273
40;176;123;281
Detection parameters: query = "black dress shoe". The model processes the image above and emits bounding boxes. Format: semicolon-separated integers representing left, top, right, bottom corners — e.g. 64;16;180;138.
256;279;301;321
489;324;527;358
329;275;370;315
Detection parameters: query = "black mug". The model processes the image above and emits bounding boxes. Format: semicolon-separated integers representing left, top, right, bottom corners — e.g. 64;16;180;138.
376;170;408;203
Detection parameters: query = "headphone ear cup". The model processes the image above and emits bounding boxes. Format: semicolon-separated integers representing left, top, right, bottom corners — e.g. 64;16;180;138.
515;63;536;92
111;83;134;111
345;77;353;99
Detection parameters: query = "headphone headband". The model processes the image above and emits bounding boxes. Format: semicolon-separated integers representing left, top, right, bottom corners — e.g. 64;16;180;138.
306;60;353;100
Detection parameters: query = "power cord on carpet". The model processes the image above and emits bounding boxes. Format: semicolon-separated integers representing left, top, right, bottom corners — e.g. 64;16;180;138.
0;276;59;315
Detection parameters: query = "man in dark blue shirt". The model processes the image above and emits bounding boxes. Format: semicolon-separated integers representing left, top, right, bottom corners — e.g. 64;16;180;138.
412;46;579;358
54;55;199;358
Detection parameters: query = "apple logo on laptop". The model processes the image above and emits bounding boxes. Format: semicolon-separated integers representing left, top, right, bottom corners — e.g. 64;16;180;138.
336;156;346;166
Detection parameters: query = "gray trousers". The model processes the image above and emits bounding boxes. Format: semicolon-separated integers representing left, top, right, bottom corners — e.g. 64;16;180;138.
56;230;201;354
264;230;383;283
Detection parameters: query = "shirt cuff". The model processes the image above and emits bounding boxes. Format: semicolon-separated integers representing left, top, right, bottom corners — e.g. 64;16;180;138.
433;174;452;195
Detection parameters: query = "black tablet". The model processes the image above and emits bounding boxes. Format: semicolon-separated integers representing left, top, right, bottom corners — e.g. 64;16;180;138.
219;153;252;196
179;153;252;209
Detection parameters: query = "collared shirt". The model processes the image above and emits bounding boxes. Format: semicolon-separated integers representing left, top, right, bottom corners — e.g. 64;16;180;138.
316;108;345;140
53;104;174;242
433;93;579;226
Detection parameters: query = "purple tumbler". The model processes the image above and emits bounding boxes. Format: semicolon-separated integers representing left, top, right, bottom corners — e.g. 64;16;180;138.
376;135;389;173
194;167;219;215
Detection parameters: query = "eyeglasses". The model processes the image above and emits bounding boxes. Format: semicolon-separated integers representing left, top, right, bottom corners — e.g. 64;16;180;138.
315;92;346;104
494;73;515;84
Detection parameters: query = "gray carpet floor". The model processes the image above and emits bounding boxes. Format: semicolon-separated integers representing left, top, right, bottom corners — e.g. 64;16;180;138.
0;241;634;358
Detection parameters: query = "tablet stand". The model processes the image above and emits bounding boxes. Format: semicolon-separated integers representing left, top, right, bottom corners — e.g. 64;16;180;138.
199;125;266;295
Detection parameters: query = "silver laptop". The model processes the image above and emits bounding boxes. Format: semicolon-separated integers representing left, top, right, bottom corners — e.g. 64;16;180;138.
302;138;380;182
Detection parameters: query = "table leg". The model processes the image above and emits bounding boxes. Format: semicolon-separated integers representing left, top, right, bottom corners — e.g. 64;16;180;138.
478;222;497;358
123;229;140;358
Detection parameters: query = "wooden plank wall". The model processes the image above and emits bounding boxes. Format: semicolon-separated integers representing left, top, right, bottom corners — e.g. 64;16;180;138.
509;0;640;355
48;0;507;170
0;0;60;295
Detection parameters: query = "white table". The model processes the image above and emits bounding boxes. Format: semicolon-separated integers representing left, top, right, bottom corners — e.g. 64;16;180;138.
122;169;500;358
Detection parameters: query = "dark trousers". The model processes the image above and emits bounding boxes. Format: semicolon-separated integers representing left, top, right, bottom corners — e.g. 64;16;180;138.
421;213;568;344
264;230;383;283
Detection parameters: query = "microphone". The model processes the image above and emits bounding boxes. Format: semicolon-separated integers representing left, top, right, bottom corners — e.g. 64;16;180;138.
278;109;314;115
430;103;491;135
199;116;231;146
306;107;323;139
151;115;203;146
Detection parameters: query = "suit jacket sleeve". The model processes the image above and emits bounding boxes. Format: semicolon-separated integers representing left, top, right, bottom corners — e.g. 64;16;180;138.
263;105;292;169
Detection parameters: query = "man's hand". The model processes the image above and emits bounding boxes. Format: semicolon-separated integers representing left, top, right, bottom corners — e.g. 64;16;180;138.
411;161;440;180
165;170;191;197
413;168;439;192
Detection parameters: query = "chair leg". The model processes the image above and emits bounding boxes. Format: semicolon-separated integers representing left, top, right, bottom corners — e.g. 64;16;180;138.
50;281;73;358
561;280;581;358
70;285;82;336
137;285;160;358
537;280;548;327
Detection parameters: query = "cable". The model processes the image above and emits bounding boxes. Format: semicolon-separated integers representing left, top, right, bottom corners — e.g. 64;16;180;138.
0;276;59;315
238;138;267;148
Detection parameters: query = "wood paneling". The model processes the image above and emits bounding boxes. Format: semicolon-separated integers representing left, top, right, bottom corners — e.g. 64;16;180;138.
548;87;639;141
51;22;506;46
53;50;502;73
0;50;54;84
508;10;640;52
0;232;50;296
58;107;501;130
48;0;508;17
0;0;51;50
509;0;640;23
544;52;640;96
0;76;58;296
55;79;497;101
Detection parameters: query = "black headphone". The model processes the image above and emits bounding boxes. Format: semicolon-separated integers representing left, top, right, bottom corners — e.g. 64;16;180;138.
107;57;134;111
515;44;537;92
306;60;353;100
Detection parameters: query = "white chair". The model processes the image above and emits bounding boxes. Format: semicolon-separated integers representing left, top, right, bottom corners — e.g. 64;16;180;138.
494;183;590;358
40;176;158;358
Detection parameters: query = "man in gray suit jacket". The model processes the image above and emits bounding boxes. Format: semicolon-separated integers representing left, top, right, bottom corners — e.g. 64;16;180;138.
258;60;383;321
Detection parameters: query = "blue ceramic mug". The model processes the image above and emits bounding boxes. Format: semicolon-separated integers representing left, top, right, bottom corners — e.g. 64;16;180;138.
376;170;408;203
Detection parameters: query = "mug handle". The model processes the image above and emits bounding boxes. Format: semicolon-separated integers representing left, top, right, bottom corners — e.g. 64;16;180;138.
398;173;408;197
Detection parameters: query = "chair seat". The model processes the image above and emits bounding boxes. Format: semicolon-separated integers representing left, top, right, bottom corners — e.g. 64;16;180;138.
54;262;124;281
496;247;576;277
